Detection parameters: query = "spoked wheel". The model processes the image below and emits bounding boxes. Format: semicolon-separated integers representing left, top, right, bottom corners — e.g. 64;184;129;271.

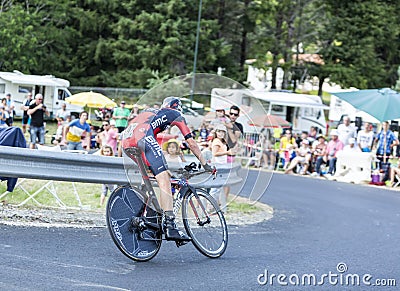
106;186;162;262
182;188;228;258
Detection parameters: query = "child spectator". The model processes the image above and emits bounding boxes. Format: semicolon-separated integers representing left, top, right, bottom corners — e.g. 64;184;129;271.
210;108;230;129
99;145;116;206
162;139;186;164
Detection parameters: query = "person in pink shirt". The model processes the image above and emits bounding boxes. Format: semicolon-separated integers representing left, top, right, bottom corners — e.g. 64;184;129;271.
323;129;344;176
98;120;119;154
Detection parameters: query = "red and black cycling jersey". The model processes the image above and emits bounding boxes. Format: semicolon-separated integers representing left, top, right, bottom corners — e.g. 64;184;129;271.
122;108;192;147
121;108;192;175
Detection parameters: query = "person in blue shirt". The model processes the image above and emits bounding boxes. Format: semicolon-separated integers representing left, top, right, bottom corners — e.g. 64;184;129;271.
375;121;399;173
62;111;91;151
375;121;398;157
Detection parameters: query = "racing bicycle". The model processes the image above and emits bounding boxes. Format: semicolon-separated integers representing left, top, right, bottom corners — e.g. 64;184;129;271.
106;147;228;262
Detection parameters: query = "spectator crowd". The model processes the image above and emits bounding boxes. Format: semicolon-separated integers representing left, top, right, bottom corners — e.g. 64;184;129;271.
2;92;400;208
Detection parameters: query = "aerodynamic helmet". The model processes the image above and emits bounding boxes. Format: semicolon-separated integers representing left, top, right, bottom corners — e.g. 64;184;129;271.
161;96;182;112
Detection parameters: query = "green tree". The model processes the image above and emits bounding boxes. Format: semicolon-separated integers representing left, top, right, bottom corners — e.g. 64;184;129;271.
0;3;38;71
317;0;400;89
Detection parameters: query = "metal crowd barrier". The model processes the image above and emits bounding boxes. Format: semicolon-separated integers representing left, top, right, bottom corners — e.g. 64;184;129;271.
0;146;241;187
0;145;241;187
0;146;242;209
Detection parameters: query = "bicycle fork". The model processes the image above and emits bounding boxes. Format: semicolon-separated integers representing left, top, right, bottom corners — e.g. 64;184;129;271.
181;186;211;226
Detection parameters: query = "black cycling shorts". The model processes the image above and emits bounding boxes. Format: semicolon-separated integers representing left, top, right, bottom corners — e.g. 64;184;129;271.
137;135;168;176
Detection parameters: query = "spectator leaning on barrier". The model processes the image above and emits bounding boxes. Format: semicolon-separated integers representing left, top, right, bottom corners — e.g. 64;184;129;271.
337;115;357;146
62;111;91;151
27;94;50;149
210;124;234;212
357;122;374;152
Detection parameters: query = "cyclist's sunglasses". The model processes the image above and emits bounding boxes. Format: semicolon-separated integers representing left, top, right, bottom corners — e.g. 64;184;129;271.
229;112;239;116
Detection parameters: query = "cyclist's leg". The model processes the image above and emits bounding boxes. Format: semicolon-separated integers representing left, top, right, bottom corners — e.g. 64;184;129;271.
142;136;190;241
156;171;173;210
140;136;172;210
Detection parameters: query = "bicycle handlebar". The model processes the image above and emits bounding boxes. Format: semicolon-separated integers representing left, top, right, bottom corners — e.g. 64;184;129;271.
173;162;217;180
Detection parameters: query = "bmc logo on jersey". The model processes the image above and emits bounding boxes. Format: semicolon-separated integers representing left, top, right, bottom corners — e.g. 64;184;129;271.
151;115;167;129
144;136;163;156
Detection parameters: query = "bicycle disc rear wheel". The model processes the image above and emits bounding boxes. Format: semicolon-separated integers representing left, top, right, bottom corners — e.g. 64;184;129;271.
106;186;162;262
182;188;228;258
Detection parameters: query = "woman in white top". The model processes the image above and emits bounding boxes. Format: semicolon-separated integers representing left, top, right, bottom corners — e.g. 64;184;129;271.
210;124;234;211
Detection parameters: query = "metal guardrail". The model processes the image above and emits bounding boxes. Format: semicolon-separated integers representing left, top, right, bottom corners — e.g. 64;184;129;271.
0;146;242;188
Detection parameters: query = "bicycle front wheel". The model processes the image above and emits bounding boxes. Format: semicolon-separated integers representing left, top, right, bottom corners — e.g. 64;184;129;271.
106;186;162;262
182;188;228;258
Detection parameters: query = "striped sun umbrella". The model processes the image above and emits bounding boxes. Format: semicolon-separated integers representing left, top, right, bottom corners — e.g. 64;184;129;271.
248;114;291;128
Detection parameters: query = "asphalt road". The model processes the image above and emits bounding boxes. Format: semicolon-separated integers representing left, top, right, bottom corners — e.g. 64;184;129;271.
1;170;399;290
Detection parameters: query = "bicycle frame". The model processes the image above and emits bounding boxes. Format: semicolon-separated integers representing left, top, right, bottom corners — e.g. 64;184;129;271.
125;147;211;230
171;179;210;225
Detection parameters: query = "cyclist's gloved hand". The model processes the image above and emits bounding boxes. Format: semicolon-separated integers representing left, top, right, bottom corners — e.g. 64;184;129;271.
203;163;213;172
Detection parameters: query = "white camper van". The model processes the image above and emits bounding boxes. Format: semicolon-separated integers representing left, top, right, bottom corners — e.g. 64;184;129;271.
210;88;329;134
0;71;83;118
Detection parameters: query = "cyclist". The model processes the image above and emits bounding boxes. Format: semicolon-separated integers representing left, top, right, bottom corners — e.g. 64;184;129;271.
122;97;213;241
